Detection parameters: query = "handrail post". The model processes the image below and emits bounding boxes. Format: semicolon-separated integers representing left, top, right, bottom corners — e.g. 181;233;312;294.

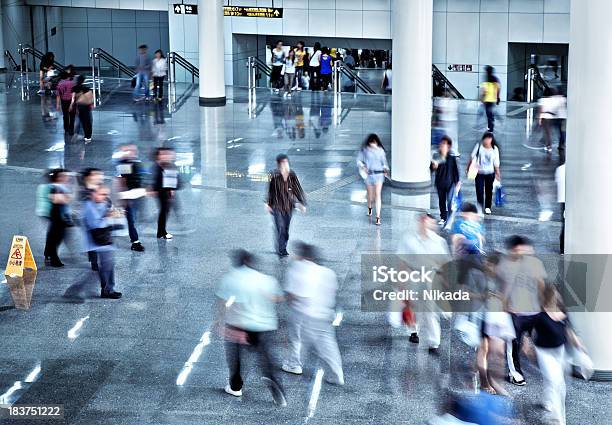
90;49;97;106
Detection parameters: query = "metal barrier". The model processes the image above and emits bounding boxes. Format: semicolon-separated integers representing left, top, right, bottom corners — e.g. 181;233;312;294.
18;44;65;72
332;61;377;95
168;52;198;84
90;47;135;105
4;50;19;70
525;65;550;103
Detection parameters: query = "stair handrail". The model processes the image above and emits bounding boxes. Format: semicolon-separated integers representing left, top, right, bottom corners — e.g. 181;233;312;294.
432;65;464;99
250;56;272;77
91;47;135;78
334;61;377;95
4;50;19;70
168;52;198;83
18;43;65;71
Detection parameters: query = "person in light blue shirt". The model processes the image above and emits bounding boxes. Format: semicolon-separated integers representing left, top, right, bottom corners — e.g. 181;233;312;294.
83;186;122;299
450;202;485;256
357;134;389;225
215;250;286;405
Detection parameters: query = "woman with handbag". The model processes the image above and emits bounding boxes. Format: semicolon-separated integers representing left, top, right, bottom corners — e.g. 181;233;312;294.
83;185;122;299
466;132;500;215
70;75;94;143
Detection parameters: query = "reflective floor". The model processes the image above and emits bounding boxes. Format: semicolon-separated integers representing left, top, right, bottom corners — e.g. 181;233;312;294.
0;75;610;424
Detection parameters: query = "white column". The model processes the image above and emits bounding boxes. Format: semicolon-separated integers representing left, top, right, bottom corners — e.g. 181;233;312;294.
565;0;612;379
390;0;432;189
0;1;6;70
198;0;226;106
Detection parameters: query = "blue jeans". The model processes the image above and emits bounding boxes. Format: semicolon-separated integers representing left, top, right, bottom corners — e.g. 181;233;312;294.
97;250;116;295
125;199;140;242
133;71;150;99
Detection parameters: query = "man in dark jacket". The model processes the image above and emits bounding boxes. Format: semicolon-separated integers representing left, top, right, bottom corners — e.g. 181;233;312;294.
431;136;460;225
116;144;146;251
266;154;306;257
152;147;178;240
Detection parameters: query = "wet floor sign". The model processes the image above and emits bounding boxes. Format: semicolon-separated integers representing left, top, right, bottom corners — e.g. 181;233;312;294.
4;235;37;310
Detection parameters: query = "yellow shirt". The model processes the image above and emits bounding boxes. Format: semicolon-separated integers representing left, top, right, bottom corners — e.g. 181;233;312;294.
295;49;305;67
481;81;499;103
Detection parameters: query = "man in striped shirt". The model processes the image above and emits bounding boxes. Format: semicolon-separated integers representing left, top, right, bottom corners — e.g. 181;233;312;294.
266;154;307;257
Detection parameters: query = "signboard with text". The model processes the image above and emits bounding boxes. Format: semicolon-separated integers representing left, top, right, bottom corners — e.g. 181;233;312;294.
224;6;283;18
173;4;198;15
447;64;473;72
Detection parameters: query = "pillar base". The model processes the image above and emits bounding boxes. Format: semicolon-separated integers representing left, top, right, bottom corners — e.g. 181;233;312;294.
389;179;431;192
199;96;226;107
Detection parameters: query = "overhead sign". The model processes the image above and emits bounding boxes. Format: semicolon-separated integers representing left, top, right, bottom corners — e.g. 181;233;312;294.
448;64;473;72
224;6;283;18
4;235;37;310
174;4;198;15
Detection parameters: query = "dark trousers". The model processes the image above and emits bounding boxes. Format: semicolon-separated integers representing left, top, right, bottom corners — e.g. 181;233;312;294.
153;76;164;99
271;65;283;89
157;190;171;238
509;313;538;376
436;184;455;221
77;104;92;139
484;102;495;132
88;250;98;271
97;250;116;295
320;73;332;90
560;202;565;254
225;330;283;392
295;66;303;88
310;66;321;90
475;173;495;210
44;217;66;261
125;200;140;243
60;99;75;134
543;119;566;150
272;209;292;255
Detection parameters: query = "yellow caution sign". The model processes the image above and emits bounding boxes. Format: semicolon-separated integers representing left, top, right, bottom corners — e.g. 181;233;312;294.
4;235;37;310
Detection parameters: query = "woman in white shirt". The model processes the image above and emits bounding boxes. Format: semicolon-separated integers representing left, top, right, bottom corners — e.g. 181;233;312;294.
308;42;322;91
466;132;501;215
270;40;286;93
152;49;168;101
283;49;296;97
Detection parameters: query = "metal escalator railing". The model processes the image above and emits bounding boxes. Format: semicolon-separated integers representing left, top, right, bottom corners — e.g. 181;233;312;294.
432;65;464;99
91;47;135;78
525;65;550;103
4;50;19;70
18;44;65;71
90;47;135;105
334;61;377;95
168;52;198;83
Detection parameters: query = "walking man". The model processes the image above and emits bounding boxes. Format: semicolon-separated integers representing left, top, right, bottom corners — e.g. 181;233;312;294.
282;242;344;385
266;154;306;257
215;250;287;406
83;186;122;299
133;44;152;101
115;144;145;251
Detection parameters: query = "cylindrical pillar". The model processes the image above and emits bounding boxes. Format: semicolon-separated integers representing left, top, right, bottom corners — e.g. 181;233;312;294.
565;0;612;380
198;0;226;106
0;2;6;70
390;0;432;189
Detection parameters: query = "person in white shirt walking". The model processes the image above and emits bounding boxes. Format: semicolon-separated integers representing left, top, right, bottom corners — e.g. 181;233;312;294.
282;242;344;385
152;49;168;102
396;213;451;354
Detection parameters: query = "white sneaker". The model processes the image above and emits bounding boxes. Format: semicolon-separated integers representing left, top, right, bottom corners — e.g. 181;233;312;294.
159;233;173;240
274;89;280;94
84;138;92;144
281;364;302;375
297;87;302;91
484;208;492;215
438;219;445;226
287;93;291;98
224;385;242;397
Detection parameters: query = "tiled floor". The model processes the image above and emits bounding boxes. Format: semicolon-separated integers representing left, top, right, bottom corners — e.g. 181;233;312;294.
0;75;609;424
